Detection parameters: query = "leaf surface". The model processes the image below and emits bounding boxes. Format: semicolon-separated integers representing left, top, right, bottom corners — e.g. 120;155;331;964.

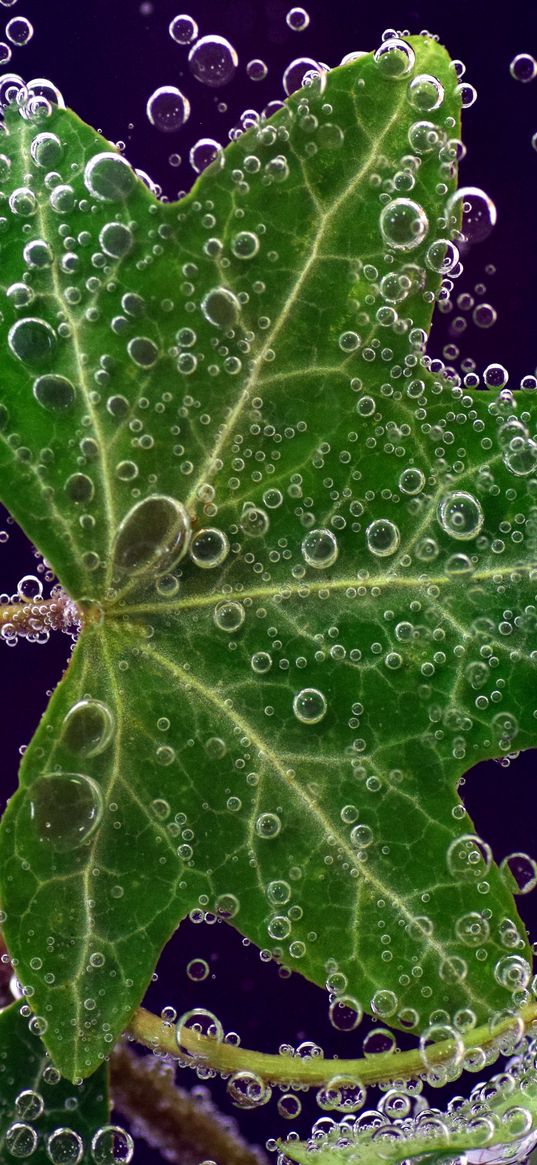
0;38;535;1081
0;1002;108;1161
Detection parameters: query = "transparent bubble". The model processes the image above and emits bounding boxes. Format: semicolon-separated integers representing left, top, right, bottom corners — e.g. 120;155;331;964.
146;86;190;132
227;1070;271;1108
251;651;272;674
255;812;282;839
398;467;425;495
365;518;400;557
301;528;338;569
240;505;269;537
267;879;291;905
113;495;191;575
169;14;198;44
329;995;363;1031
455;911;490;946
374;38;415;79
246;59;267;81
362;1027;396;1056
62;699;115;758
500;852;537;895
201;286;240;328
188;35;238;87
99;222;133;259
407;73;444;110
189;138;223;173
283;56;321;95
293;687;327;724
8;318;56;366
213;600;245;632
186;958;210;981
46;1128;83;1164
510;53;537;82
446;834;492;880
408;119;440;154
419;1023;464;1070
6;17;33;45
84;152;135;202
176;1008;224;1058
437;491;484;540
33;374;76;412
29;773;103;851
278;1093;302;1119
426;238;459;273
30;131;62;168
6;1121;38;1158
379;198;428;251
446;186;497;244
190;527;229;568
90;1125;134;1164
483;362;508;388
231;230;260;259
286;7;310;30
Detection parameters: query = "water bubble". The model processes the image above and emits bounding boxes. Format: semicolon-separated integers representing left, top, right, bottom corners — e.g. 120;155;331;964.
371;989;398;1017
169;14;198;45
286;7;310;30
6;17;33;45
408;119;440;154
437;491;484;540
425;238;459;273
113;495;191;575
407;73;444;110
189;138;223;173
255;812;282;839
23;239;53;268
247;59;268;81
329;995;363;1031
30;131;62;168
374;38;415;79
419;1023;464;1070
365;518;400;557
251;651;272;674
213;600;245;633
90;1125;134;1164
146;86;190;132
293;687;327;724
8;318;56;366
46;1128;83;1164
278;1094;302;1119
283;56;321;95
189;35;238;87
201;286;240;328
29;773;103;851
176;1008;224;1059
15;1090;44;1122
33;373;76;412
62;699;115;758
5;1122;38;1158
455;912;491;946
362;1028;396;1056
267;879;291;905
127;336;158;367
510;53;537;82
446;834;492;880
190;527;229;568
17;575;42;601
483;362;508;388
500;852;537;895
239;505;269;537
84;152;136;202
380;198;428;251
227;1071;271;1108
65;472;94;503
446;186;497;244
186;958;209;981
301;528;338;569
231;230;260;259
398;467;425;495
99;222;133;258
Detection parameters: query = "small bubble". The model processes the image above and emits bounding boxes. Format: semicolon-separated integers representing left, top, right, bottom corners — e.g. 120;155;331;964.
5;1122;38;1158
46;1128;83;1164
510;53;537;83
246;59;268;81
213;600;245;633
286;7;310;30
380;198;428;251
190;527;229;569
146;86;190;132
437;491;484;540
374;38;415;79
29;773;103;851
366;518;400;557
186;958;210;981
255;812;282;839
293;687;327;725
189;137;223;173
189;35;238;87
446;186;497;244
169;13;198;44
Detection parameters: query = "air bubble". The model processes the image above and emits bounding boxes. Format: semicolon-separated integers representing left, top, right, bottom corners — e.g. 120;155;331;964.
407;73;444;110
374;38;415;79
189;138;223;173
201;286;240;328
446;186;497;244
46;1128;83;1164
62;699;114;758
146;86;190;132
231;230;260;259
251;651;272;673
446;834;492;880
6;17;33;45
29;773;103;851
8;318;56;366
255;812;282;838
33;373;76;412
379;198;428;251
84;152;136;202
283;57;321;95
510;53;537;83
30;131;62;168
99;222;133;258
301;528;338;569
188;35;238;87
190;527;229;568
169;14;198;45
286;7;310;30
365;518;400;557
437;491;484;540
5;1122;38;1158
398;467;425;495
90;1125;134;1164
293;687;327;724
213;600;245;633
113;495;191;575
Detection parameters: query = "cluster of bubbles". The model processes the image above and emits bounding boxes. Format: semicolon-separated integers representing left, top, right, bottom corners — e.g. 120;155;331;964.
5;1096;134;1162
1;581;79;645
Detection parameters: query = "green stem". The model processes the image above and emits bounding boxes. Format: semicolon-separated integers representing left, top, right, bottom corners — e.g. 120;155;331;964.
128;1002;537;1089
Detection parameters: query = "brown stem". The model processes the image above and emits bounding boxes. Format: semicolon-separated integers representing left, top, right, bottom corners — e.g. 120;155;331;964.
110;1041;268;1165
0;591;80;640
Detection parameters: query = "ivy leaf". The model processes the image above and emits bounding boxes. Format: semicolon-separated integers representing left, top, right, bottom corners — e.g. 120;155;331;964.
0;37;534;1083
0;1002;109;1161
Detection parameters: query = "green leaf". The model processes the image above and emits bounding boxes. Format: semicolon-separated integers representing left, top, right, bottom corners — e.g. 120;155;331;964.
0;1002;108;1161
0;36;534;1082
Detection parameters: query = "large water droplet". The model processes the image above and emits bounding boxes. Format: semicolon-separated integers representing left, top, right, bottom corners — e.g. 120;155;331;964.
84;152;136;202
62;699;115;758
99;221;133;259
379;198;428;251
29;773;103;851
33;373;76;411
30;131;63;168
301;528;338;569
201;286;240;328
437;491;484;540
113;495;191;575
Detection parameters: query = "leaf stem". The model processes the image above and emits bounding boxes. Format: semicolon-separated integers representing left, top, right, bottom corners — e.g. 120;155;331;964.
0;592;80;639
128;1002;537;1089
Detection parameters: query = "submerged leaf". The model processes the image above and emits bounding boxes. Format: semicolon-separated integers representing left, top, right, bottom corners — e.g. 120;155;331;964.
0;37;534;1081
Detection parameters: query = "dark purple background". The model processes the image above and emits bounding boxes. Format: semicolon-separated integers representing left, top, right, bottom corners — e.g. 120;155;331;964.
0;0;536;1158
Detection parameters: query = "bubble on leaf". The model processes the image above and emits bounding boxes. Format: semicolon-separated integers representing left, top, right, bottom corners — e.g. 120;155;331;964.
84;152;136;202
5;1122;38;1158
293;687;327;724
90;1125;134;1164
380;198;428;251
283;56;321;95
188;35;238;87
213;600;245;633
437;491;484;540
231;230;260;259
500;852;537;895
8;317;56;365
29;773;103;851
30;131;63;168
446;834;492;880
374;38;415;79
407;72;444;110
190;527;229;568
201;286;240;328
46;1128;83;1164
366;518;400;557
113;495;191;575
301;528;338;569
99;221;133;258
398;466;425;495
62;699;115;758
255;812;282;839
33;373;76;411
